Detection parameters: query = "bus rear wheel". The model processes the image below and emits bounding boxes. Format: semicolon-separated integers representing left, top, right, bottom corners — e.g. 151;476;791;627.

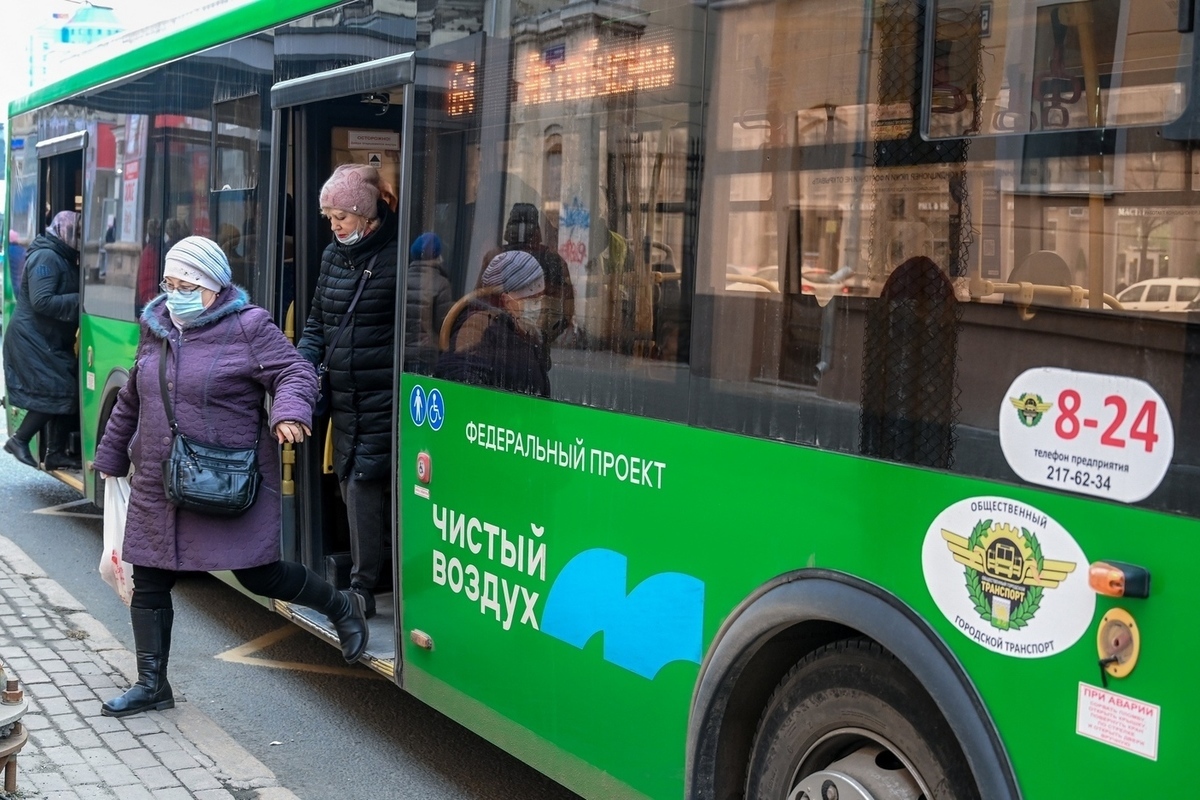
745;637;980;800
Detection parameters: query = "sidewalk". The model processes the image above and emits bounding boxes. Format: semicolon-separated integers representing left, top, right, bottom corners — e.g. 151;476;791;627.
0;535;301;800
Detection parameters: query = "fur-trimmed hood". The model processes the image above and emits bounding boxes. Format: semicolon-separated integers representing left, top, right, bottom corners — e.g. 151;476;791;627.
141;285;251;338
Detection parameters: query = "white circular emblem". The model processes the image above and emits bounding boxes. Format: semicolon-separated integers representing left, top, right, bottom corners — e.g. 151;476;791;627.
922;497;1094;658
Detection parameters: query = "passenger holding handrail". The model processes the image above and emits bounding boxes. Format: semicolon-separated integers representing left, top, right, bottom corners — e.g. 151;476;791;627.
296;164;399;619
93;237;368;718
436;249;551;397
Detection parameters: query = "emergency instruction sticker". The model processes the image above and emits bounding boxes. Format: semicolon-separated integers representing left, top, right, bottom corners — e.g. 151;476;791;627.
922;497;1094;658
998;368;1174;503
1076;683;1160;760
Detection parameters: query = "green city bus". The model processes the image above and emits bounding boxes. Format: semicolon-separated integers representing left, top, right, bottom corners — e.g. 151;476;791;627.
4;0;1195;796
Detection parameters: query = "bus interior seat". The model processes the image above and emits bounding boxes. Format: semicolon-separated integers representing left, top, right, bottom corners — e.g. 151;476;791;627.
1007;250;1073;308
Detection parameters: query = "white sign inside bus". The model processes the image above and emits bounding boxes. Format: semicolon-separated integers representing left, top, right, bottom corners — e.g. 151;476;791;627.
998;368;1174;504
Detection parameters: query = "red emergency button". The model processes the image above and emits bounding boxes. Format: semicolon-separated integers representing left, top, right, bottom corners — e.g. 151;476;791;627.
416;452;432;484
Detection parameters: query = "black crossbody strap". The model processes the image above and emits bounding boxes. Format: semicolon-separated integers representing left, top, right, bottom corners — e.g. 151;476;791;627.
322;254;378;368
159;339;179;435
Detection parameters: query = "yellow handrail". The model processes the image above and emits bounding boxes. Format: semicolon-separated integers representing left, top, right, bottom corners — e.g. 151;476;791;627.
969;277;1122;311
438;286;505;352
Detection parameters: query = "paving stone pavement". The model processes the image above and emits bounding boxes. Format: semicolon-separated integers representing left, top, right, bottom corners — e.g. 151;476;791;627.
0;535;300;800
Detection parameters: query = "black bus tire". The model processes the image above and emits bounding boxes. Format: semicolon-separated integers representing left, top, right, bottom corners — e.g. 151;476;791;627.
745;637;981;800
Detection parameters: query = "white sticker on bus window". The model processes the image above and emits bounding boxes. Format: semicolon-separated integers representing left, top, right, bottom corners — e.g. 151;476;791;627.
998;368;1174;503
922;497;1094;659
1076;683;1159;761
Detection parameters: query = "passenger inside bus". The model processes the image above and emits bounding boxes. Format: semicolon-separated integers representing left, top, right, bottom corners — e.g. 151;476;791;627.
403;232;452;375
436;249;551;398
485;203;576;349
296;163;399;620
2;210;83;470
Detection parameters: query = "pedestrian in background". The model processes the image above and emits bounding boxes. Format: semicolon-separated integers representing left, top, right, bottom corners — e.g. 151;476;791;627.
3;210;81;469
94;236;368;718
297;164;399;619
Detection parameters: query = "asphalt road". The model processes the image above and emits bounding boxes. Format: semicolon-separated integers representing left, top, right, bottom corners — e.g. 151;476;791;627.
0;453;583;800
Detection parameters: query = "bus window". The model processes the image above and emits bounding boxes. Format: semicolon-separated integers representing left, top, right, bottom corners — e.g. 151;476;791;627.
926;0;1188;138
415;20;703;421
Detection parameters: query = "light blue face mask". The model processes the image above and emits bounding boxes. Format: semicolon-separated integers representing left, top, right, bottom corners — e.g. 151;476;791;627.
335;227;364;246
166;289;207;322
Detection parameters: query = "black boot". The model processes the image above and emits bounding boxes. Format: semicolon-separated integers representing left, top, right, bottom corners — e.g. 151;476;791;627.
102;608;175;717
3;438;37;468
43;451;81;470
292;568;368;664
349;582;377;619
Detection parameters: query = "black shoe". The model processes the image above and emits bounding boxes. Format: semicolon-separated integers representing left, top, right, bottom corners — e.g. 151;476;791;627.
3;438;37;468
43;452;81;471
349;584;377;619
333;591;369;664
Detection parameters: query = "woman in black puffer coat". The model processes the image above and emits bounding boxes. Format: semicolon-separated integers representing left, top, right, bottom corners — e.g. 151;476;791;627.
3;211;82;469
297;165;399;618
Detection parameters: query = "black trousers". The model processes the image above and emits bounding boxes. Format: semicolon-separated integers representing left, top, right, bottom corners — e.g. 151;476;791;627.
339;477;388;590
14;411;55;442
131;562;306;610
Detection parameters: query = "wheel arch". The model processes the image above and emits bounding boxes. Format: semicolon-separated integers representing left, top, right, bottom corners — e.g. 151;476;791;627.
685;569;1019;800
91;367;130;505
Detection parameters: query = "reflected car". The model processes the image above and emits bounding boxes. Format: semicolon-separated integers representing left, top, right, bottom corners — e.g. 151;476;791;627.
1118;277;1200;311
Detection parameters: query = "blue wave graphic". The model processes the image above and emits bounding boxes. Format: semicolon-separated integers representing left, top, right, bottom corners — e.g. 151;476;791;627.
541;548;704;679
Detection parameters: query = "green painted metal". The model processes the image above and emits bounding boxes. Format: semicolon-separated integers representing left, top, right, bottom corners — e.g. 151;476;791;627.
399;376;1192;799
77;315;141;500
8;0;344;117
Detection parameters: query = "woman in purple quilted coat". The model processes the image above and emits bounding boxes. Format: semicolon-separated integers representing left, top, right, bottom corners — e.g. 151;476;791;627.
93;236;368;719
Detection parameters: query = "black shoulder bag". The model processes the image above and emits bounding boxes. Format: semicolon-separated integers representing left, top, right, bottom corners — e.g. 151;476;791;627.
159;339;262;517
315;256;376;416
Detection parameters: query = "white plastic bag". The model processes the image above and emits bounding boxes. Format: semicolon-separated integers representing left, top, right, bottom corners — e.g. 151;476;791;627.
99;476;134;606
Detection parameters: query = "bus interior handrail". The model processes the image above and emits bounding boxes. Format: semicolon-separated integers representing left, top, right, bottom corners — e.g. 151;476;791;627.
969;276;1123;311
438;286;506;352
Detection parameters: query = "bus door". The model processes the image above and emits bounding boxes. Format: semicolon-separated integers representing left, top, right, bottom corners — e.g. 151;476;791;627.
268;53;414;676
28;132;86;483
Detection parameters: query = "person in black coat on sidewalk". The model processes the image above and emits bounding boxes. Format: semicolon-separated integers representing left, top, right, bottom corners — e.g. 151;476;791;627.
296;164;399;618
3;211;82;469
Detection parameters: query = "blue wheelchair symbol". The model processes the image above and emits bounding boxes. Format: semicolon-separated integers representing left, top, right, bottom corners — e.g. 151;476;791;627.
409;386;427;426
427;389;445;431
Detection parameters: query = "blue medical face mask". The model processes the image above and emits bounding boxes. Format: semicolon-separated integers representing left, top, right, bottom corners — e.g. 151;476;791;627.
166;288;207;322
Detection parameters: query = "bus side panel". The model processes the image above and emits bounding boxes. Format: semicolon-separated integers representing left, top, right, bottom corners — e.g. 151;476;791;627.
79;315;141;499
399;377;1197;799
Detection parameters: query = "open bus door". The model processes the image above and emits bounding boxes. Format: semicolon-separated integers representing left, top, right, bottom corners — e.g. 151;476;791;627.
20;132;87;488
267;53;414;678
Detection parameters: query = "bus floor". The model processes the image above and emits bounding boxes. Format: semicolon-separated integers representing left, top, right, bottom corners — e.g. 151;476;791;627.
279;591;397;678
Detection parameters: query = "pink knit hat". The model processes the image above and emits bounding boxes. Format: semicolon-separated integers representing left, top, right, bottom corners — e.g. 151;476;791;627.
319;164;380;219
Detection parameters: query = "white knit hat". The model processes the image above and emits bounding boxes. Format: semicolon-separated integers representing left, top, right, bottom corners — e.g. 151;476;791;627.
163;236;232;292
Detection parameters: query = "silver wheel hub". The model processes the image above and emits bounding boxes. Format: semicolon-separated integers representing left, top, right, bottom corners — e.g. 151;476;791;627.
788;738;925;800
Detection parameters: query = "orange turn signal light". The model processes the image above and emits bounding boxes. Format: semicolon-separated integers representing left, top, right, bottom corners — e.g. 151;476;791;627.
1088;561;1150;599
